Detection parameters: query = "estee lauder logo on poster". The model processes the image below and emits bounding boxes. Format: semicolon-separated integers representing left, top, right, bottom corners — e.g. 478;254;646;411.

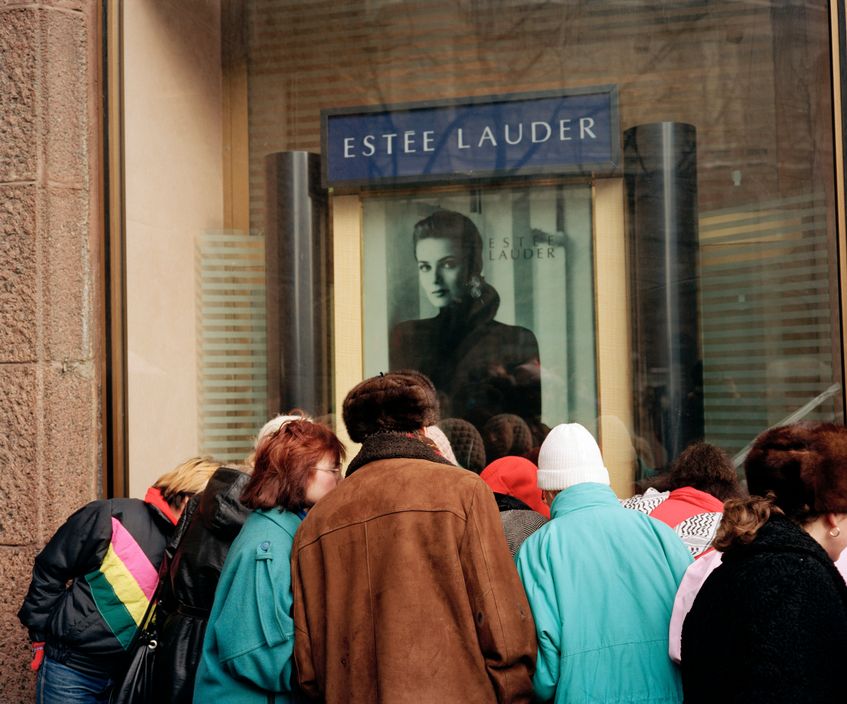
341;117;598;160
488;233;557;261
322;87;619;187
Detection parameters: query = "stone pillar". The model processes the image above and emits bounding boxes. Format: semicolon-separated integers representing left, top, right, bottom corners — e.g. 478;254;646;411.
0;1;102;700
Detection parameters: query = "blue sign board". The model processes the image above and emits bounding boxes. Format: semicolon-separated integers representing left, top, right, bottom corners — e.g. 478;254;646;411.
322;87;619;187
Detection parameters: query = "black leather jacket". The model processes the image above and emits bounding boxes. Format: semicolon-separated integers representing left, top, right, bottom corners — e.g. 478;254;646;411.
153;466;252;704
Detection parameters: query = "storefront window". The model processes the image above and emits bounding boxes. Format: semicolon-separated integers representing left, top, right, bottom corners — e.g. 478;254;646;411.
122;1;843;495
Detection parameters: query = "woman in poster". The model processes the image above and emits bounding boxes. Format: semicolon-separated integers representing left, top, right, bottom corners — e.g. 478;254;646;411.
389;209;541;432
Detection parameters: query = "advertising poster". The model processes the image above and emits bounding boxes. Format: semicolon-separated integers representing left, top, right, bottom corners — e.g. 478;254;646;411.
362;185;598;465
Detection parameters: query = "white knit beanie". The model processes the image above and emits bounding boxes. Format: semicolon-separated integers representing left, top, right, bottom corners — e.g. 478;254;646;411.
536;423;610;491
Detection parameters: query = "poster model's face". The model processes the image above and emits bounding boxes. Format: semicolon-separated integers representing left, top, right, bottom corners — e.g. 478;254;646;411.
415;237;467;308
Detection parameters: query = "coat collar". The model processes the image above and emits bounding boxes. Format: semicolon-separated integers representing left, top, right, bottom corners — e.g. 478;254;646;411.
724;513;847;610
144;485;180;525
726;512;832;564
549;482;619;518
253;507;302;538
346;431;456;476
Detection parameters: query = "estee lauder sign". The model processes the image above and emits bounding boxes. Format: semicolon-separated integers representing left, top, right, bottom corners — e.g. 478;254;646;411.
322;87;619;187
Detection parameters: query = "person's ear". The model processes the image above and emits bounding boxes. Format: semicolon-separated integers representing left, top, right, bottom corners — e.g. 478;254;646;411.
825;512;847;535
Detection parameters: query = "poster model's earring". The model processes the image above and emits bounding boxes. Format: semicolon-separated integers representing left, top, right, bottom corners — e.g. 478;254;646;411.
830;526;841;538
468;275;482;299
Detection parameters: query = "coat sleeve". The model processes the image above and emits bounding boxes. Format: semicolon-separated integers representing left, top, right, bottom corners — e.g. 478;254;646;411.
460;481;537;704
17;501;112;642
668;550;721;663
215;537;296;693
291;534;320;700
514;533;561;703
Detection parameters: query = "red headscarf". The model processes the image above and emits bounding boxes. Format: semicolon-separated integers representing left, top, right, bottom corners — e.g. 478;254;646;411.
480;456;550;519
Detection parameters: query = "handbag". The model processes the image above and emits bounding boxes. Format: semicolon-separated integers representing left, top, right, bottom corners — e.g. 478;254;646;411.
109;586;160;704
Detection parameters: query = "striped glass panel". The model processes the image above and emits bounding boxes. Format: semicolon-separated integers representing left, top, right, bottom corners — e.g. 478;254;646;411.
699;193;840;460
196;230;268;463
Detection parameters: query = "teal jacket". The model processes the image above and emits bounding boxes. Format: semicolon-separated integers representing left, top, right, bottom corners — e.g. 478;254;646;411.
515;483;692;704
193;509;301;704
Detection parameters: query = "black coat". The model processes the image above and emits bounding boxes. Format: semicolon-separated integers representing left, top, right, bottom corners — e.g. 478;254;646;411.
18;494;175;678
389;283;540;428
681;513;847;703
153;466;252;704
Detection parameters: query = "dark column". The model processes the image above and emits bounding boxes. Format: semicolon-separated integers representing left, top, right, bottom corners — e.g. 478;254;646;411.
625;123;703;473
265;152;333;418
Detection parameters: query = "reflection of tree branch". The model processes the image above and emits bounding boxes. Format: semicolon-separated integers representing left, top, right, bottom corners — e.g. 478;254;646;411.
732;383;842;469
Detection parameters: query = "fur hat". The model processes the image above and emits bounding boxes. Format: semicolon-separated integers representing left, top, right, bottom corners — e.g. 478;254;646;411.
343;371;439;443
745;422;847;517
537;423;610;491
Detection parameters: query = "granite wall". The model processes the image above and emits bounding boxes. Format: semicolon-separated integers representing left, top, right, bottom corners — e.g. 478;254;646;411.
0;1;102;700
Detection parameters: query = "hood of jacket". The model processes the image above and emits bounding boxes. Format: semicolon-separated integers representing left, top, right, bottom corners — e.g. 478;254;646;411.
144;485;181;525
195;465;252;541
549;481;621;518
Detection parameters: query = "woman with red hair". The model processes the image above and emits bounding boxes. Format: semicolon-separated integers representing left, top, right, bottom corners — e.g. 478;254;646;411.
194;417;344;704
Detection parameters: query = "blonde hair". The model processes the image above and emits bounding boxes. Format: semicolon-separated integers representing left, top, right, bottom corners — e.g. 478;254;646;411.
153;457;219;512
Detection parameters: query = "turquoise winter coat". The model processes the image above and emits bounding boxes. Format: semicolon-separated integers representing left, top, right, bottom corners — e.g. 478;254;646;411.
515;483;692;704
193;509;301;704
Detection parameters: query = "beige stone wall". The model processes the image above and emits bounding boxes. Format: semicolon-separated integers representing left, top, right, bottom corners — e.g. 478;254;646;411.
0;1;101;700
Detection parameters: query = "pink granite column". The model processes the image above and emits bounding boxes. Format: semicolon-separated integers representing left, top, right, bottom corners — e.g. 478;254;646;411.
0;1;102;700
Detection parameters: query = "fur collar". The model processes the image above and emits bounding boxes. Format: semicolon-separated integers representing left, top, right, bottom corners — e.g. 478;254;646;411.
346;432;456;477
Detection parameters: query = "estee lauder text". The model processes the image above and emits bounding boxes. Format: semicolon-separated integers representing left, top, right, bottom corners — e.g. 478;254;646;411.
341;117;598;159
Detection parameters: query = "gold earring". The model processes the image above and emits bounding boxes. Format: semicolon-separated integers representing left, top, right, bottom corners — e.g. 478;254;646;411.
830;526;841;538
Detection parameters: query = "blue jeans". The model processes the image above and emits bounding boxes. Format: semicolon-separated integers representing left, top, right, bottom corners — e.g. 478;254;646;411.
36;657;112;704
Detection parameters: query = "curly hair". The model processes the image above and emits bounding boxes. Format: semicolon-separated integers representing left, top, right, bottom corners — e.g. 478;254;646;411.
668;441;741;501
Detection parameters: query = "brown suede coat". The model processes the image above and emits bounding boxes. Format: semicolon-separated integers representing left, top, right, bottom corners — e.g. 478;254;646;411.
291;449;537;703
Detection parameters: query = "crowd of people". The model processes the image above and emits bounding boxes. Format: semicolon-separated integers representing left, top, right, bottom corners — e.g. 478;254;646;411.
17;371;847;703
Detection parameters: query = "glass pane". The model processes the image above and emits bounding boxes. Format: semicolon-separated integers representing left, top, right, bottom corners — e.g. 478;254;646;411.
121;1;843;494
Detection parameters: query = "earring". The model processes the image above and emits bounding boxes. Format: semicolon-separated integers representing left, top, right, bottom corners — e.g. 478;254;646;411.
468;275;482;299
830;526;841;538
